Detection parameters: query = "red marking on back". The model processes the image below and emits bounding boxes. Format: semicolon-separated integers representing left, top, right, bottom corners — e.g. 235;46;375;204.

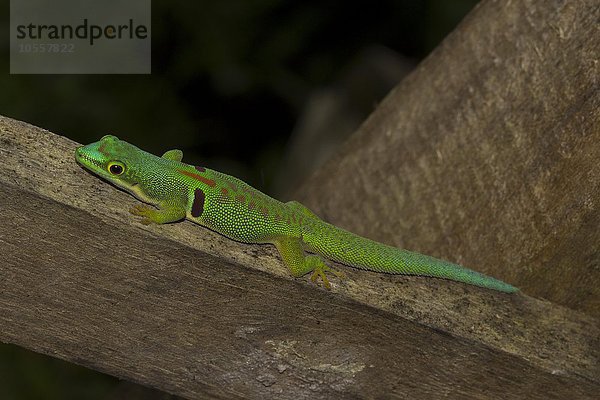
218;187;229;203
179;169;216;187
236;195;245;203
275;214;283;221
248;202;256;210
227;182;238;191
261;207;269;217
195;166;206;172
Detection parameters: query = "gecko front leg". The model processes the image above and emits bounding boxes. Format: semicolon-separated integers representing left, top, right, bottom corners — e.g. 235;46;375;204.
130;203;186;225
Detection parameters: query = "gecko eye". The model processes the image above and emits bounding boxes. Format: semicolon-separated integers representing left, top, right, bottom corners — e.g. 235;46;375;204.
108;162;125;175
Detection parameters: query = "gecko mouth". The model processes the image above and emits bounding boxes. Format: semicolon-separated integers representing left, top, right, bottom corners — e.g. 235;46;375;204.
75;147;104;169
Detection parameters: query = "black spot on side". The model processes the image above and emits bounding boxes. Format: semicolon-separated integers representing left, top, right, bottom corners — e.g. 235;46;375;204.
191;188;205;218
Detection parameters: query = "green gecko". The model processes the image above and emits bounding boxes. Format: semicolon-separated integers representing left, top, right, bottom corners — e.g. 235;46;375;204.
75;135;517;293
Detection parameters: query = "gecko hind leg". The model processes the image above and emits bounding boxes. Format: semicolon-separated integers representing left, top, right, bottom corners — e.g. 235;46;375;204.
308;256;346;289
274;237;344;289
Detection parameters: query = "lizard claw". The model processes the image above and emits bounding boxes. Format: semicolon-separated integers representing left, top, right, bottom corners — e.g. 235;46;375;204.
309;264;345;290
129;204;154;225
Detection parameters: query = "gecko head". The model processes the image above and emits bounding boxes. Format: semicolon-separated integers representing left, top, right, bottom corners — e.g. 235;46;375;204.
75;135;145;191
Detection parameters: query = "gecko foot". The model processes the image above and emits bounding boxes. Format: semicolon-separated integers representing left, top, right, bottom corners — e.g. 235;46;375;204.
308;258;346;289
129;204;155;225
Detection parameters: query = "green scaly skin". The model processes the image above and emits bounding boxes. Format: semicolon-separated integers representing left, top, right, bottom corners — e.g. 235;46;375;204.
75;135;518;292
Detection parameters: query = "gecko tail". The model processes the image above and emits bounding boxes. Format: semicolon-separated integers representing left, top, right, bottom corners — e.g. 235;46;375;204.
381;249;520;293
352;247;519;293
303;221;518;293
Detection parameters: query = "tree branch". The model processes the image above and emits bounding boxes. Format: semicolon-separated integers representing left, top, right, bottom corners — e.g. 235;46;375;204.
297;0;600;317
0;114;598;399
1;0;599;397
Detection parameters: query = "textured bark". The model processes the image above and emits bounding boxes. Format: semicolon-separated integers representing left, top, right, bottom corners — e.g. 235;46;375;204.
297;0;600;317
1;1;599;397
1;112;599;399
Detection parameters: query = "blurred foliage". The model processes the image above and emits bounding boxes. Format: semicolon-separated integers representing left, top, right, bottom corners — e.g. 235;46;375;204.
1;0;478;186
1;0;478;398
0;345;114;400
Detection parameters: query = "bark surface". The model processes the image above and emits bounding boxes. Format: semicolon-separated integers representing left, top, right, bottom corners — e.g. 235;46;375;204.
297;0;600;317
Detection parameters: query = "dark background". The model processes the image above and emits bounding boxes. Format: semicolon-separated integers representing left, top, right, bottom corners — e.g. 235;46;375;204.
1;0;478;398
